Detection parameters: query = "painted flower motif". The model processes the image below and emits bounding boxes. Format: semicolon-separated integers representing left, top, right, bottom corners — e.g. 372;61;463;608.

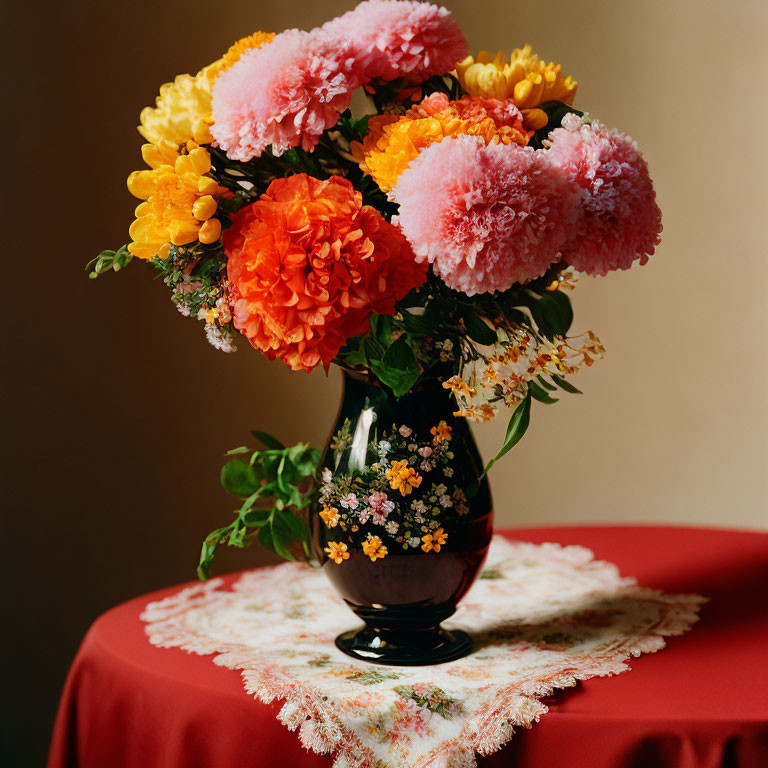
385;520;399;535
225;174;426;372
421;527;447;553
325;541;350;564
339;493;359;510
418;446;433;458
386;460;423;496
321;468;333;483
430;421;452;444
377;440;392;459
439;494;453;508
411;499;427;515
320;505;340;527
358;508;372;525
433;483;448;497
362;536;388;561
419;459;435;472
443;467;454;478
398;425;413;438
408;536;421;548
368;491;395;516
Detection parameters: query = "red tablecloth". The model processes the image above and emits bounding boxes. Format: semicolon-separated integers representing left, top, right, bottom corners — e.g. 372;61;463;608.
48;526;768;768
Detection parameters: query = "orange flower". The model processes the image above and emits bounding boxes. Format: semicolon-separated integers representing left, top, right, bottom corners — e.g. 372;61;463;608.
319;505;340;528
430;421;452;444
225;174;427;372
362;536;388;561
385;460;422;496
421;527;447;553
324;541;349;564
358;92;530;192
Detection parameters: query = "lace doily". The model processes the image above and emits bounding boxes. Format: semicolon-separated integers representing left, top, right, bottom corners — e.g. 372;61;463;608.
141;536;705;768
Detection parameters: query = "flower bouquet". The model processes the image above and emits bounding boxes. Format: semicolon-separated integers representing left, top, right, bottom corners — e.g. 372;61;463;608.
92;0;661;663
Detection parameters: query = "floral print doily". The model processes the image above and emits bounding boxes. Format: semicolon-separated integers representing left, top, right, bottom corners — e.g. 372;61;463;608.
141;536;705;768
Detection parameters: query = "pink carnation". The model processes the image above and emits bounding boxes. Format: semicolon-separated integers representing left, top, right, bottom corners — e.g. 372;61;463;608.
546;114;662;275
323;0;467;82
393;135;581;295
211;29;362;160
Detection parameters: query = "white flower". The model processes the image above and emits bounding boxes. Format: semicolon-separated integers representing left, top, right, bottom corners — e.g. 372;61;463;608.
385;520;399;534
358;508;372;524
439;494;453;508
408;536;421;548
410;499;427;514
434;484;448;497
377;440;391;458
418;446;433;458
339;493;359;510
321;468;333;483
373;511;387;526
399;425;413;438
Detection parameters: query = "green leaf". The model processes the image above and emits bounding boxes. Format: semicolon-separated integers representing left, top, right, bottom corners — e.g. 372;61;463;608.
242;508;271;527
528;290;573;339
528;381;559;404
482;395;532;476
370;337;421;396
550;374;583;394
250;431;285;450
536;376;557;391
221;459;260;497
462;307;498;346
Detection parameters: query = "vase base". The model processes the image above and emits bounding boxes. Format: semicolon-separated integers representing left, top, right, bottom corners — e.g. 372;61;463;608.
335;626;472;666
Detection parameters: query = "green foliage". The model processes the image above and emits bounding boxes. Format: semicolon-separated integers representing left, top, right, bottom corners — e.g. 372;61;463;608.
528;100;585;150
86;244;132;278
482;394;532;477
198;433;321;579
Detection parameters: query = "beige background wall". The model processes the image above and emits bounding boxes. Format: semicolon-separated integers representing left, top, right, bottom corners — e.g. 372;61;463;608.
4;0;767;765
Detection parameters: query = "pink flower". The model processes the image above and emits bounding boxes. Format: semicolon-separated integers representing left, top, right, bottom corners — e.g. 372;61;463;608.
322;0;467;82
211;29;362;160
368;492;395;516
546;114;662;275
393;135;581;294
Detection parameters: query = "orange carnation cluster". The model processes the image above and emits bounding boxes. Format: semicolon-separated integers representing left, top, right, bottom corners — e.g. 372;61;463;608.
225;174;427;372
358;92;531;192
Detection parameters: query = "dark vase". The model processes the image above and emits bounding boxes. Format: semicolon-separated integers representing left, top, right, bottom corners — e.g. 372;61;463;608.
310;369;493;666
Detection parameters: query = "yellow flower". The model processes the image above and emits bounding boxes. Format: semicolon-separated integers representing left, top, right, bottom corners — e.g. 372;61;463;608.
324;541;350;564
385;460;423;496
138;31;275;147
358;95;529;193
456;46;577;110
430;421;452;444
126;143;223;260
421;527;447;553
320;505;340;528
362;537;388;561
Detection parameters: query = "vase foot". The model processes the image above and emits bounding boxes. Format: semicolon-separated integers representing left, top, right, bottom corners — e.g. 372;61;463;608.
335;626;472;666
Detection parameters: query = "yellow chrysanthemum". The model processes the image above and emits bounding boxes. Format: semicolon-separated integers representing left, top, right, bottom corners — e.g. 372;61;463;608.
138;31;275;147
358;94;530;193
456;45;577;110
126;143;223;260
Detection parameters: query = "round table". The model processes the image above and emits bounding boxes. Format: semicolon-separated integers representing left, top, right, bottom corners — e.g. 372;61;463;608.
47;526;768;768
